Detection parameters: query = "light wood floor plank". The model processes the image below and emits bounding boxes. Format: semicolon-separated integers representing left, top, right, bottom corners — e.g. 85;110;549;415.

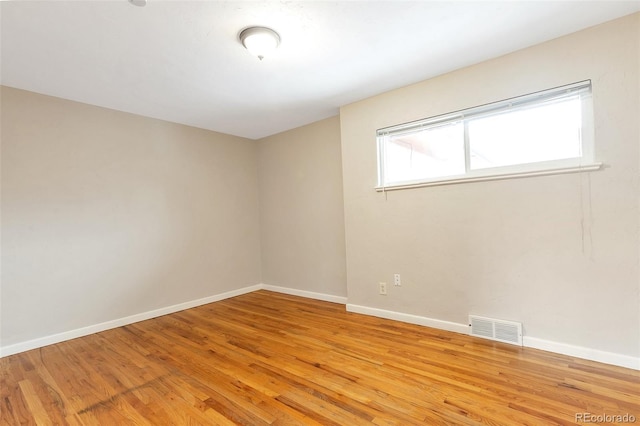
1;290;638;425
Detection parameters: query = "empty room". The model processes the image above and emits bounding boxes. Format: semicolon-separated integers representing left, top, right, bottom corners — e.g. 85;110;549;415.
1;1;639;425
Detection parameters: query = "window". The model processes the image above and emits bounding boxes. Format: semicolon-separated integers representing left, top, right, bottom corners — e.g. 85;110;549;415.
377;81;599;190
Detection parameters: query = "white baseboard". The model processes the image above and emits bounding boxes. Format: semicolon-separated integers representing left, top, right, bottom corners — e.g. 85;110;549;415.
3;285;637;371
523;336;640;370
346;303;469;334
261;284;347;304
346;303;639;370
0;283;347;358
0;284;262;358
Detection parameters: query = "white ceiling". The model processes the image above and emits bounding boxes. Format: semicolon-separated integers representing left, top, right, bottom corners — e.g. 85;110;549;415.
2;1;639;140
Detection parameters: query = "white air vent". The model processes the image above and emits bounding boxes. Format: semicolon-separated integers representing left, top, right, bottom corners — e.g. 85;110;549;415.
469;315;522;346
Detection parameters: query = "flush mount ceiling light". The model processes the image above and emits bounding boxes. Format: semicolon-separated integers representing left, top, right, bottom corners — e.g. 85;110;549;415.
239;26;280;61
128;0;147;6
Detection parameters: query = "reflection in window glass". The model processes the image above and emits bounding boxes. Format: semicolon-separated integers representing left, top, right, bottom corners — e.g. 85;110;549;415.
383;123;464;185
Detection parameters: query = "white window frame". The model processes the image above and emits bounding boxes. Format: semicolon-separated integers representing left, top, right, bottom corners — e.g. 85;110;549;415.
376;80;601;191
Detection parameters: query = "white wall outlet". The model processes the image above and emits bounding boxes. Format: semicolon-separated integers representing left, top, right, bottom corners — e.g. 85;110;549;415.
394;273;401;286
379;282;387;295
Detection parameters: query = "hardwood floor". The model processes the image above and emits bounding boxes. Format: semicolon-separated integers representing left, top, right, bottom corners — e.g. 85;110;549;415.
1;290;639;425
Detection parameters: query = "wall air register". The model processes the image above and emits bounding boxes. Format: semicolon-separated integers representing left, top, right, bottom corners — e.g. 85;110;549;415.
469;315;523;346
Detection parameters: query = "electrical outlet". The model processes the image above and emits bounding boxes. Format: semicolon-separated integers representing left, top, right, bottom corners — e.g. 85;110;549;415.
394;274;401;286
379;282;387;295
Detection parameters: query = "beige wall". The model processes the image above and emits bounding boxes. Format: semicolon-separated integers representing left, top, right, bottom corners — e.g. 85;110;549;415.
2;13;639;366
258;117;347;297
340;14;640;358
1;87;262;347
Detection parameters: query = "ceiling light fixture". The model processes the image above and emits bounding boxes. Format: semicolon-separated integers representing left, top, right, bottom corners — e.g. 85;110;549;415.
128;0;147;6
239;27;280;61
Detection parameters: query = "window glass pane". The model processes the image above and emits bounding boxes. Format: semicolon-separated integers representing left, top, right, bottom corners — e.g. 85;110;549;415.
377;81;592;188
383;123;464;184
468;97;582;170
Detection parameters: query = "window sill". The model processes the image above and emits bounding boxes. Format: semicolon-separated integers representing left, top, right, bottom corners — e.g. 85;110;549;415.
375;162;603;192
